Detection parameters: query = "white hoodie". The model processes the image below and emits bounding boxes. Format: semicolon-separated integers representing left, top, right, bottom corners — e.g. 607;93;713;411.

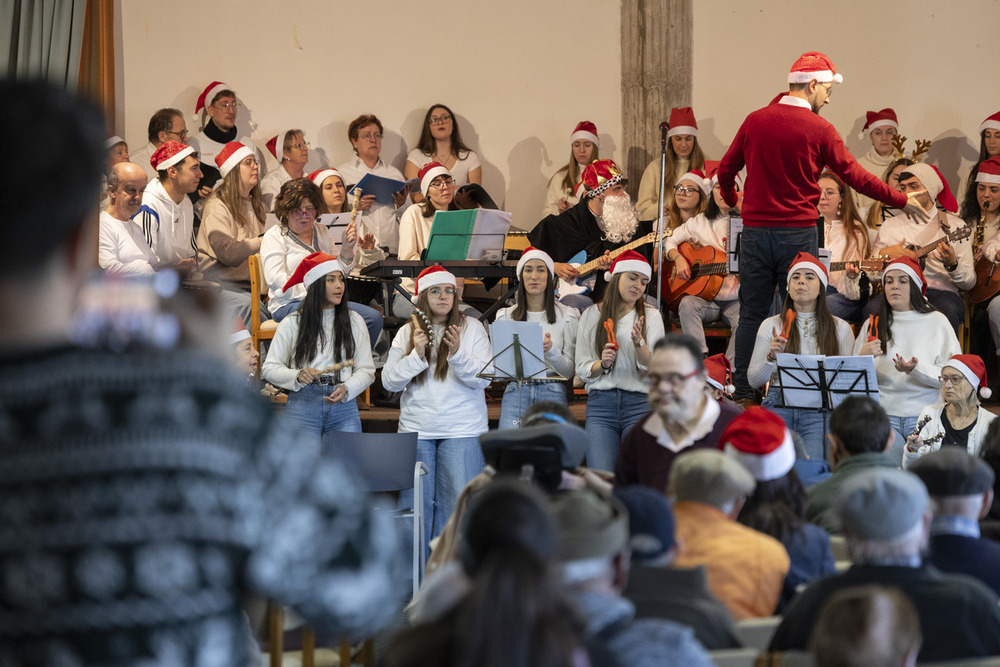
137;178;196;265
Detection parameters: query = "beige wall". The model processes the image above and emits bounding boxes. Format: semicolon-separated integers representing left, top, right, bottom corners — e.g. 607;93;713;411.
692;0;1000;197
117;0;621;230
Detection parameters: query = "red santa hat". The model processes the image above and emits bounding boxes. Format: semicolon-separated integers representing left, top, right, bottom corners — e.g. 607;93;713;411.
604;249;651;282
705;354;735;396
667;107;698;138
570;121;599;147
151;140;195;172
282;252;343;293
787;51;843;84
516;246;555;277
412;265;457;303
883;256;927;295
787;251;829;288
944;354;991;400
976;156;1000;186
195;81;231;114
720;407;796;482
266;130;294;161
230;316;251;344
676;169;712;196
900;163;958;213
863;108;898;134
980;111;1000;135
418;161;451;196
105;134;125;149
705;160;743;191
308;168;344;188
215;141;254;179
581;159;624;199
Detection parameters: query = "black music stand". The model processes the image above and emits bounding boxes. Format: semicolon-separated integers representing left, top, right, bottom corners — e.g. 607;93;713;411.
773;354;879;460
478;328;567;427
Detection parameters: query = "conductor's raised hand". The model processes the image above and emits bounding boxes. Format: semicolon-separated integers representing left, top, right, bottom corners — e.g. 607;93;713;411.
902;191;930;223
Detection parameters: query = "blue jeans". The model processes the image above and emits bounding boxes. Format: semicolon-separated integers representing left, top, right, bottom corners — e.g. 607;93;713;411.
284;384;362;447
734;226;818;399
399;436;484;543
825;286;865;324
887;414;917;468
762;385;829;462
584;389;649;471
498;382;568;430
271;298;384;347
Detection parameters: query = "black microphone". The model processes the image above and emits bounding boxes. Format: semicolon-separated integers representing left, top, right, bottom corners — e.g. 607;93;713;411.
660;121;669;148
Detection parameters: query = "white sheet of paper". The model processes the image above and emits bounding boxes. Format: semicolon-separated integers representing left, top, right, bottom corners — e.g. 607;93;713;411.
319;213;350;249
775;353;879;409
489;320;547;380
468;209;513;261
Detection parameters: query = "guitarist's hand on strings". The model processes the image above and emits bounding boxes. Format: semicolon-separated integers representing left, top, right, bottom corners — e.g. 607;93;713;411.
882;240;918;261
673;255;691;281
554;262;579;281
595;251;613;271
844;261;859;279
933;241;957;269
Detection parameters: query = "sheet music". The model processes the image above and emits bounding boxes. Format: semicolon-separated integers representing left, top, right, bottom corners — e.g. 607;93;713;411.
489;320;547;380
775;353;879;409
347;173;408;206
318;213;350;249
467;209;513;261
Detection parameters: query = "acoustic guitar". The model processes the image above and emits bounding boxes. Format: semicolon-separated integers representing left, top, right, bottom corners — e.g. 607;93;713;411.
659;242;728;311
967;257;1000;303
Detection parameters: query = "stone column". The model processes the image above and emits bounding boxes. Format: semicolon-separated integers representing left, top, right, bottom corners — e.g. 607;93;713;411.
620;0;693;197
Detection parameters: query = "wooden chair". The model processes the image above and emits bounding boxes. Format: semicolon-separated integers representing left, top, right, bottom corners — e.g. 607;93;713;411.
247;254;278;366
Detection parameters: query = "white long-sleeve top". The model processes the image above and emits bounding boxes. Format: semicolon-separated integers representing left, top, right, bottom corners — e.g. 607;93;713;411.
542;164;585;217
979;218;1000;262
98;211;156;276
261;308;374;402
259;164;294;212
873;210;975;293
575;303;666;393
381;318;492;439
853;310;961;418
397;203;434;293
823;219;876;296
337;156;406;254
259;223;356;313
901;403;997;469
748;311;855;389
663;212;739;301
494;302;580;379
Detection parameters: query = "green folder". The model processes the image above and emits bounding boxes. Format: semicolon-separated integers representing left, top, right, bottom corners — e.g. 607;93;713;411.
425;208;512;261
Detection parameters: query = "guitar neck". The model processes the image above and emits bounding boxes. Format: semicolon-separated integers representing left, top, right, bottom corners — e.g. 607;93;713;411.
576;232;657;275
688;262;729;277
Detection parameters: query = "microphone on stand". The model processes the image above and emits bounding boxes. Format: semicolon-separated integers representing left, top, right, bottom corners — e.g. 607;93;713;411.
660;121;670;148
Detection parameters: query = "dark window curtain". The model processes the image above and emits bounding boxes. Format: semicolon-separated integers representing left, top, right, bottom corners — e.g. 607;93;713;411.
77;0;115;126
0;0;88;88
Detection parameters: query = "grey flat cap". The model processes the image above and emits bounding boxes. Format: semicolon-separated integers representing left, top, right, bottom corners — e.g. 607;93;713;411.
551;489;629;561
834;469;928;540
909;448;996;497
668;449;756;508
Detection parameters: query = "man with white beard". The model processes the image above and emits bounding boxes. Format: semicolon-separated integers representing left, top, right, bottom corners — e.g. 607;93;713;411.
529;159;650;310
615;333;742;493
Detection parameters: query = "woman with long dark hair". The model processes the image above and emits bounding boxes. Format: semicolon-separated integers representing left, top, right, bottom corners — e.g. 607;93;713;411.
749;253;856;460
542;121;600;216
405;103;482;205
635;107;708;220
494;247;579;428
385;480;588;667
959;111;1000;216
382;266;492;541
722;407;836;612
261;252;375;437
818;171;876;323
575;250;665;471
854;257;961;458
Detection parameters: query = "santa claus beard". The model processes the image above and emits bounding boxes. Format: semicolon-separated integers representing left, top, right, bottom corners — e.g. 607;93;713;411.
601;193;639;244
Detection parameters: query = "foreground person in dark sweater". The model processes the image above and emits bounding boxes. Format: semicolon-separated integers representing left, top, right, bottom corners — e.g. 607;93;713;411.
0;79;400;667
615;333;741;491
768;468;1000;662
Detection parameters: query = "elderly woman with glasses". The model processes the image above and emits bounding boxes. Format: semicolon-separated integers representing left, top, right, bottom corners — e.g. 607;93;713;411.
260;129;311;211
404;103;482;205
903;354;997;468
338;114;411;255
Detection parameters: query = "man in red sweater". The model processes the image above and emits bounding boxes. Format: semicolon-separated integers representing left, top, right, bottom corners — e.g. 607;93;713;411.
717;52;926;402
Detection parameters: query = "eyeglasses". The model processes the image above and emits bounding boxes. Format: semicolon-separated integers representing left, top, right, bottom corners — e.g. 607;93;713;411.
167;129;189;140
818;83;833;96
290;142;310;150
426;287;457;297
211;101;239;111
429;114;452;125
673;186;699;195
240;157;258;168
429;177;455;190
938;374;967;386
648;369;701;388
290;207;317;220
358;132;382;142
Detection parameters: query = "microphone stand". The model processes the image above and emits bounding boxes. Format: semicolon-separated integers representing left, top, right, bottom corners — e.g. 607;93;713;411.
655;121;669;311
